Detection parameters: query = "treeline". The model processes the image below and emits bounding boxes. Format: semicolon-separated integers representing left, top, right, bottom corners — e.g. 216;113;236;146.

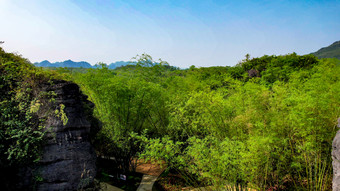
63;53;340;190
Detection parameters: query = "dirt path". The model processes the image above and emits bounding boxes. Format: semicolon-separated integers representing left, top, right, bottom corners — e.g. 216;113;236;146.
136;175;158;191
135;159;166;176
100;182;124;191
135;159;166;191
98;157;166;191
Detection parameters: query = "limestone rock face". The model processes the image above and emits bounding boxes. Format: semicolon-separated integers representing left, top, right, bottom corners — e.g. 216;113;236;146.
332;118;340;191
36;80;97;191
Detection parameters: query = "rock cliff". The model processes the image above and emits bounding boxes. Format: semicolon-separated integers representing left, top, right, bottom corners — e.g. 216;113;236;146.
19;80;97;190
332;118;340;191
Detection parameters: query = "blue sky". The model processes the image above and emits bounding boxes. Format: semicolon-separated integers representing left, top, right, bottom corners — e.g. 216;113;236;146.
0;0;339;67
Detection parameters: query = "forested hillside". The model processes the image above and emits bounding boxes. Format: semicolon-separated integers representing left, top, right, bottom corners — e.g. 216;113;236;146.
311;41;340;60
56;53;340;190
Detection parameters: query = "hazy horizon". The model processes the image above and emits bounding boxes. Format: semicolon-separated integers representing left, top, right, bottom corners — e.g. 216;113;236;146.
1;0;339;68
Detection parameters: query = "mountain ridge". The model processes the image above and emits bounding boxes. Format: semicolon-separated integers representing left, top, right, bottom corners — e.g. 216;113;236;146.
311;40;340;60
34;60;135;69
35;41;340;69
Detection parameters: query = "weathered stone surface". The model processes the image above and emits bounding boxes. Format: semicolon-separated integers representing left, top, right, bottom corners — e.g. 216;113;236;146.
332;118;340;191
19;80;97;191
247;69;260;78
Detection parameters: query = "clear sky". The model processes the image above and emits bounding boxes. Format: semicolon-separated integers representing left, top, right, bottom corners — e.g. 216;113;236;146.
0;0;339;68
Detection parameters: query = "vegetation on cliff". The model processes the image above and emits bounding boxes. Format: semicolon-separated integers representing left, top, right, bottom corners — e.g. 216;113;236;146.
0;48;66;189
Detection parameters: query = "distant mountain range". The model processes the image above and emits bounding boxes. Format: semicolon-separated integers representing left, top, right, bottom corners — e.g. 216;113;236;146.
311;40;340;60
34;60;135;69
35;41;340;69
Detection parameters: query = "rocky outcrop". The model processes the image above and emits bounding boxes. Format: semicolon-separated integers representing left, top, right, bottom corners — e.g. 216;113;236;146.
247;69;260;78
19;80;97;190
332;118;340;191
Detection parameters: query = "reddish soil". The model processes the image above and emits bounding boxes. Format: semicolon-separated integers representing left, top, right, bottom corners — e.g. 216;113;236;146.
135;159;166;176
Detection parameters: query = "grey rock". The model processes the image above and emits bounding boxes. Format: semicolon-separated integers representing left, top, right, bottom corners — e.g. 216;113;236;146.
333;118;340;191
19;80;97;190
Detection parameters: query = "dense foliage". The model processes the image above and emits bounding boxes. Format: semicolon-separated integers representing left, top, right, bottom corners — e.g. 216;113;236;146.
62;53;339;190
